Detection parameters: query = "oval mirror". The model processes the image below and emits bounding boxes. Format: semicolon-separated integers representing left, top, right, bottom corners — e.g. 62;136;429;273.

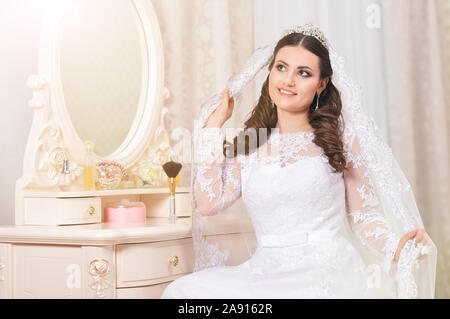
60;0;147;157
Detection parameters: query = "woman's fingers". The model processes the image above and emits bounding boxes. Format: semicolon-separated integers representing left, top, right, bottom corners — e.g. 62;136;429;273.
224;88;234;105
222;88;229;100
395;229;417;261
404;229;418;245
395;228;431;262
413;229;430;261
221;88;234;120
413;228;429;247
414;228;424;244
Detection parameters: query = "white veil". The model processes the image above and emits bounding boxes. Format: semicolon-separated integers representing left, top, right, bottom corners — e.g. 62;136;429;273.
189;29;437;299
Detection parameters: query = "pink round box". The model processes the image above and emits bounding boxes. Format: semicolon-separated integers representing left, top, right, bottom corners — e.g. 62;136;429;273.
104;199;146;224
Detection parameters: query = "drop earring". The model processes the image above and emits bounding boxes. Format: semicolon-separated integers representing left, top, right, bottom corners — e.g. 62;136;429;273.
314;92;321;111
271;100;276;109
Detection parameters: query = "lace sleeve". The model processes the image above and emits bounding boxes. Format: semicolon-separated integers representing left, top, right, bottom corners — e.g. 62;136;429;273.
192;127;241;216
342;125;401;273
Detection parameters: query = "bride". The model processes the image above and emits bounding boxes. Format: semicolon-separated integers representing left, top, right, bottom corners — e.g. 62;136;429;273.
161;24;437;299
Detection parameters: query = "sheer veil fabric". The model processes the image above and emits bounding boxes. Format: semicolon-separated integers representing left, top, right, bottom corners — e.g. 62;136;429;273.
189;29;437;299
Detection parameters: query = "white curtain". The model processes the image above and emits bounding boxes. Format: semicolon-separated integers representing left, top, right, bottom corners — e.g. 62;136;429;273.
382;0;450;299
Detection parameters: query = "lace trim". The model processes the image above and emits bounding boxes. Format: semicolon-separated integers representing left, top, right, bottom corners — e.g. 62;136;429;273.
237;131;324;168
195;166;220;202
192;211;230;271
395;238;433;298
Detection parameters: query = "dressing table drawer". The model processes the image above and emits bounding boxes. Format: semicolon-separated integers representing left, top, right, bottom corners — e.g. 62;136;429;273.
116;238;194;288
24;197;102;225
116;281;172;299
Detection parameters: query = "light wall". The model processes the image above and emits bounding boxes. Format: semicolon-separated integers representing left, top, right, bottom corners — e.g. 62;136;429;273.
0;1;50;225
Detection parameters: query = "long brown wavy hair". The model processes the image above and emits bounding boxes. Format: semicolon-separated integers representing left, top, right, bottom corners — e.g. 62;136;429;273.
224;32;346;173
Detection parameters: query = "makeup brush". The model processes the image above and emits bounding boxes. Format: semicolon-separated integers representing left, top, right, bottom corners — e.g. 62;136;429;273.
162;160;182;224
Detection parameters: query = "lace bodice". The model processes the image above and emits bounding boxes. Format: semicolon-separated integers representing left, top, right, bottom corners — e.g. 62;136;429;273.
192;123;401;274
240;131;345;237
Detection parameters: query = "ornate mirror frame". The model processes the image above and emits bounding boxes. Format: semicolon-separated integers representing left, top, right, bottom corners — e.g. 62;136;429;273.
15;0;172;224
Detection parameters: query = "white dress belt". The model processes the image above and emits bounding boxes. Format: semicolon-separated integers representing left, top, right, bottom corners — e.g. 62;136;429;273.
258;229;339;248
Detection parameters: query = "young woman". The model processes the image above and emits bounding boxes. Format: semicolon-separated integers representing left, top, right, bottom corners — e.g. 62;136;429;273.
161;24;436;299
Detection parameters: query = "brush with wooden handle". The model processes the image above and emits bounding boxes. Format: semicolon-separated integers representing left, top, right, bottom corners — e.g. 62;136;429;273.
162;160;182;224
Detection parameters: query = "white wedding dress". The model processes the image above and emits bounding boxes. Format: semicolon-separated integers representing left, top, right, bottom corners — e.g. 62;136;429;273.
161;121;402;299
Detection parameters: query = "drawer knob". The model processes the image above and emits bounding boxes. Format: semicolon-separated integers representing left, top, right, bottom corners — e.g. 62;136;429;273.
89;259;110;277
169;255;179;267
88;206;96;216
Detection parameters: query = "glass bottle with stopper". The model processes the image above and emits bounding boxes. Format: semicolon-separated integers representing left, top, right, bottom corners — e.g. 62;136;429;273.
162;159;182;224
57;158;72;191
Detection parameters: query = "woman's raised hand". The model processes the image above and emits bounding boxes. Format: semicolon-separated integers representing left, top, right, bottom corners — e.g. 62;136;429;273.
205;88;235;128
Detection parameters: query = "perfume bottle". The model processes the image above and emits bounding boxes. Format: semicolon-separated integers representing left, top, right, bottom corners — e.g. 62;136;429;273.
58;159;72;191
83;140;95;190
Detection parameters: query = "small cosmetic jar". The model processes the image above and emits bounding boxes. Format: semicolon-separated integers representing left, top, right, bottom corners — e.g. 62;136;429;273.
104;199;146;224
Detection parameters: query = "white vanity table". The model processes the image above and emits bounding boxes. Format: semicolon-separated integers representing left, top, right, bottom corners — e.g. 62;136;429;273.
0;191;253;299
0;0;254;298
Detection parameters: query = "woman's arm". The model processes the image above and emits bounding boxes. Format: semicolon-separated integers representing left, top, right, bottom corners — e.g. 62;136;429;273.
193;127;241;216
192;88;241;216
342;124;406;273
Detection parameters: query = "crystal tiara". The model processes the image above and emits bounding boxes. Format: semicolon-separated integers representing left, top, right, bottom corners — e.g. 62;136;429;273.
283;23;329;50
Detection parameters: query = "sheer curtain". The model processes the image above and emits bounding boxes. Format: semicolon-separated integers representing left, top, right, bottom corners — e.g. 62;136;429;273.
381;0;450;298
